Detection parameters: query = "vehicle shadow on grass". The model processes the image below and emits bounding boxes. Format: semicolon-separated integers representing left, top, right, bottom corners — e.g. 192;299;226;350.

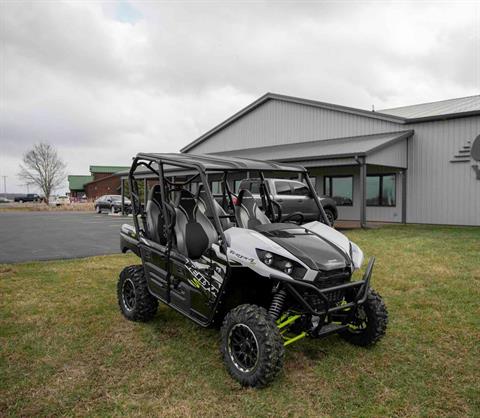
137;302;370;391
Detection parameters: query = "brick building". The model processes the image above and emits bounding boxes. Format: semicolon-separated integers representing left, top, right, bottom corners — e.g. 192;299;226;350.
68;165;129;200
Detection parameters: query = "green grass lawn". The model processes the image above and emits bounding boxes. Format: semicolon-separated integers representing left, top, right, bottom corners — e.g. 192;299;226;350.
1;225;479;417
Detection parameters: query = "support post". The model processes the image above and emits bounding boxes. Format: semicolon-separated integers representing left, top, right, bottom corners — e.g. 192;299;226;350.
121;178;125;216
359;160;367;228
401;169;407;224
143;178;148;209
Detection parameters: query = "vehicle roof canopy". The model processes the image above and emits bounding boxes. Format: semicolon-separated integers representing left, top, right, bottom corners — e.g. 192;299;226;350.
136;153;306;173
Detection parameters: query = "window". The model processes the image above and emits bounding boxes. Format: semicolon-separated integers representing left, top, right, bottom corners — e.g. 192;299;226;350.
291;182;310;196
275;181;292;195
250;182;260;194
210;181;221;194
234;180;242;193
324;176;353;206
367;174;396;206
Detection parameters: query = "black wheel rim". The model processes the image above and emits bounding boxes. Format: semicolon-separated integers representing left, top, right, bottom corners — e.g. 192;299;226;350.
122;278;136;311
227;324;259;373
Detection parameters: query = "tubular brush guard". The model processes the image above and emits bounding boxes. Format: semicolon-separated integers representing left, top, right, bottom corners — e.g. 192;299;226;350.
272;258;376;345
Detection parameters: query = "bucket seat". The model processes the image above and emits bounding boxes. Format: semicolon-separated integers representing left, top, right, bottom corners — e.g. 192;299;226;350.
173;189;218;259
196;186;233;231
234;189;271;229
146;185;167;245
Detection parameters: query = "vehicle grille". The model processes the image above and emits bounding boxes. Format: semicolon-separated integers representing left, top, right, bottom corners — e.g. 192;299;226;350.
313;268;351;305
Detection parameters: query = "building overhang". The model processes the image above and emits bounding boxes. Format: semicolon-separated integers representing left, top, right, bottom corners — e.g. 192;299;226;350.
214;130;413;169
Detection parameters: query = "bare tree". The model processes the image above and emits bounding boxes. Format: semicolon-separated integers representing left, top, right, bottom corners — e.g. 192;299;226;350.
18;143;66;204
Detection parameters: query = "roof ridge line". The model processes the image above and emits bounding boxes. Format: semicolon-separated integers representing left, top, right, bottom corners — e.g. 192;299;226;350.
380;93;480;111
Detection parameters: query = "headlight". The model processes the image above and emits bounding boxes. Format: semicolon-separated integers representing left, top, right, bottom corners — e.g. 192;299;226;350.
256;249;306;279
263;252;273;266
283;261;293;275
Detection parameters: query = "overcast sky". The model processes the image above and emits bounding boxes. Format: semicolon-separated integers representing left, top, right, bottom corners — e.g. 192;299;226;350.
1;0;479;193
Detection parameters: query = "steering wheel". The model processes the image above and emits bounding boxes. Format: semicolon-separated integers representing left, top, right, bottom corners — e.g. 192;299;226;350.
282;211;304;225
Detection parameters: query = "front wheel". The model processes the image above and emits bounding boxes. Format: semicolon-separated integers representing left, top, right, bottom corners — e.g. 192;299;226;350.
117;265;158;322
95;205;101;214
220;304;284;388
341;289;388;347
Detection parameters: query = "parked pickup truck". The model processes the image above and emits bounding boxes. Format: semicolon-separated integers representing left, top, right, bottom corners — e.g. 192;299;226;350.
238;178;338;225
14;193;41;203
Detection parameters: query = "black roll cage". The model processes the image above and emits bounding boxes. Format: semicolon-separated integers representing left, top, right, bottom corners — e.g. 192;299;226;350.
127;154;331;252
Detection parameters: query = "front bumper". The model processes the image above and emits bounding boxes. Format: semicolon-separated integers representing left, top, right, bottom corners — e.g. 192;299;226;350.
272;257;375;317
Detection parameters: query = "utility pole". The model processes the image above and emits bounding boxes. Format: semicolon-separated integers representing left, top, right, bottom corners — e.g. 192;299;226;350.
1;176;6;193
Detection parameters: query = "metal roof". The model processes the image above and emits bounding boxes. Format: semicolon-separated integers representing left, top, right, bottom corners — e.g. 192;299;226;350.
181;93;480;153
67;175;93;191
89;165;130;174
135;153;306;172
213;130;413;162
379;95;480;120
180;93;405;153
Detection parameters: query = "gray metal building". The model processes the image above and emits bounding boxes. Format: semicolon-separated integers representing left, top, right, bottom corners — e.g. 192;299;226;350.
181;93;480;226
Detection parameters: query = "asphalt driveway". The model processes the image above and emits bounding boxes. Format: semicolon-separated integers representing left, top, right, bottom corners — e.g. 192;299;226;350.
0;212;133;263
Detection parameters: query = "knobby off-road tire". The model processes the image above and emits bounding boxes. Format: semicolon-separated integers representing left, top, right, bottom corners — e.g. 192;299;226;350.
220;304;284;388
341;289;388;347
117;265;158;322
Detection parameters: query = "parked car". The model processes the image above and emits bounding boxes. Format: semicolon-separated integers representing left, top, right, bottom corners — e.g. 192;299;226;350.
50;196;70;206
14;193;41;203
95;195;131;214
238;178;338;225
0;197;10;203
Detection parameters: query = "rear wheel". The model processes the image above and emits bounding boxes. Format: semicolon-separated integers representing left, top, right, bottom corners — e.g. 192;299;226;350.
341;289;388;346
324;208;335;226
117;265;158;322
220;304;284;388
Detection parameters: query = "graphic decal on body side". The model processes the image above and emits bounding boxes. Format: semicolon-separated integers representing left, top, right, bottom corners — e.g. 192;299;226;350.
184;260;221;300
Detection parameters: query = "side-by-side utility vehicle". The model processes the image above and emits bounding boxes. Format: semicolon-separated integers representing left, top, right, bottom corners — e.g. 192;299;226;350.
118;153;388;387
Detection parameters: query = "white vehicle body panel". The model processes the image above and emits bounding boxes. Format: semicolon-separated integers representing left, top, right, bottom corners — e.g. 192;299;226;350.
224;227;316;281
224;222;364;281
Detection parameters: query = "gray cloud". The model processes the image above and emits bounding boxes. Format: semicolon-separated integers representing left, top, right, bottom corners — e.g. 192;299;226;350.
1;0;479;192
